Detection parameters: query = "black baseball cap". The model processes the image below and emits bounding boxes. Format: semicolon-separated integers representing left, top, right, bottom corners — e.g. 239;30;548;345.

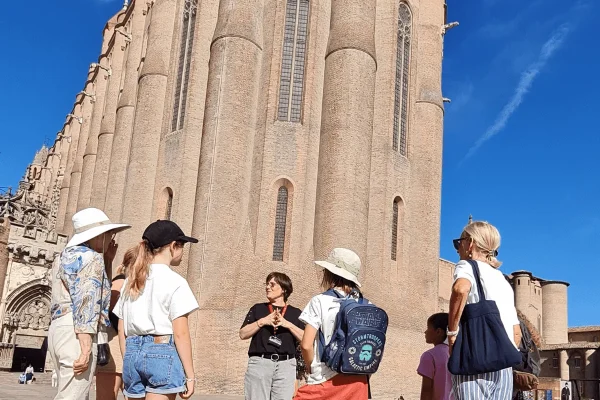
142;220;198;250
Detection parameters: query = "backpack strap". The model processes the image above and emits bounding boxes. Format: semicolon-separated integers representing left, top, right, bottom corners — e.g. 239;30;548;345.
322;288;344;299
466;260;486;302
318;289;342;359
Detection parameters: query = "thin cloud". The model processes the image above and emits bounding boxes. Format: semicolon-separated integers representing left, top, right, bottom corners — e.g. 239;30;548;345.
478;0;542;39
450;82;474;112
462;24;571;163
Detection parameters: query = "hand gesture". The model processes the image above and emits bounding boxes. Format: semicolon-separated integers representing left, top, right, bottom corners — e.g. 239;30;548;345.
259;311;278;327
105;239;118;264
274;312;289;330
180;379;194;399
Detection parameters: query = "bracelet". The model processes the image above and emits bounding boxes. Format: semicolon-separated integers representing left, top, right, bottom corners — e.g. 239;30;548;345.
186;377;196;382
446;327;459;337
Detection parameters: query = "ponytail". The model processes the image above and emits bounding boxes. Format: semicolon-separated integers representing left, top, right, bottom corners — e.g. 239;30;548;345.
485;252;502;269
123;240;154;300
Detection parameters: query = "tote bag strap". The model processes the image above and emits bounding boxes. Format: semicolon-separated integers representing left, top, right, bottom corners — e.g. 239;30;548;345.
466;259;486;302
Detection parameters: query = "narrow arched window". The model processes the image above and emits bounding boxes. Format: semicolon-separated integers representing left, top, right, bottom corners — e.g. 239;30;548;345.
158;187;174;220
165;189;173;220
272;186;289;261
277;0;310;123
393;3;412;155
171;0;198;132
391;197;403;261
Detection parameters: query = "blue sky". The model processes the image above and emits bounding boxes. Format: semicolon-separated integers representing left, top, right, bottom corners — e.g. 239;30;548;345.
1;0;598;326
442;0;599;327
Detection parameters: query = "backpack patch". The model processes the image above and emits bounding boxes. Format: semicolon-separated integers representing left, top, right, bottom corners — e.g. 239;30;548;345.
319;290;389;374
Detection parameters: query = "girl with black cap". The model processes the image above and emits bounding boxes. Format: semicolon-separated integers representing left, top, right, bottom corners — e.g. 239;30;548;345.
114;220;199;400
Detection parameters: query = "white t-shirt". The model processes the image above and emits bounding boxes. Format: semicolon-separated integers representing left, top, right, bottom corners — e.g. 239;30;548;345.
453;260;519;348
299;289;352;385
114;264;199;336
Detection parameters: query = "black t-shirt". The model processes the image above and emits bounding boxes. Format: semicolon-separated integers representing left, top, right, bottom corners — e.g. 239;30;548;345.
109;274;126;333
241;303;305;357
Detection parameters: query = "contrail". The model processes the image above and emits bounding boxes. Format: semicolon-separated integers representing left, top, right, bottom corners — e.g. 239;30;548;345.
462;23;571;162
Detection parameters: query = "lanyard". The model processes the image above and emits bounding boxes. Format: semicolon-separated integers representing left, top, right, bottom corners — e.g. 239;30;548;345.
268;303;288;318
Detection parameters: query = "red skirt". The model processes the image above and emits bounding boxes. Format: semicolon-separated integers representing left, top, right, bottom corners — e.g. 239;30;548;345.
294;374;368;400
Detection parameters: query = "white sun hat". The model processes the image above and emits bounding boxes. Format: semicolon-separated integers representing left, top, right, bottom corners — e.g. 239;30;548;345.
66;208;131;248
314;248;362;287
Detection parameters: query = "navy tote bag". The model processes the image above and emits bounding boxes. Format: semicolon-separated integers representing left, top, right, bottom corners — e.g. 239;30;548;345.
448;260;521;375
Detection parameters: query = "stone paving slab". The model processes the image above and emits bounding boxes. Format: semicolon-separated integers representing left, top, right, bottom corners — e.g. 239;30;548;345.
0;372;243;400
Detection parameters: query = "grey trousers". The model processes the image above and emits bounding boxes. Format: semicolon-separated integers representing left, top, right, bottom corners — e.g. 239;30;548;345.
244;356;297;400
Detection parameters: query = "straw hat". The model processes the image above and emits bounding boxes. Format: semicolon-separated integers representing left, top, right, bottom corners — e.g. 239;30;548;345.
314;248;362;287
66;208;130;248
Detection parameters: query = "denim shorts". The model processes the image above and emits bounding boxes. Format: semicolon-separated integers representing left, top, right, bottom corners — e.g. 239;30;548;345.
122;335;186;398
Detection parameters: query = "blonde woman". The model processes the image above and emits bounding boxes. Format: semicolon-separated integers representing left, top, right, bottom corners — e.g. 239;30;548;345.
114;220;198;400
96;246;138;400
448;221;522;400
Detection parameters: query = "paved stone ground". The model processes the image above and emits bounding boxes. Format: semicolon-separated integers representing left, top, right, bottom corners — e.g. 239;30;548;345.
0;372;243;400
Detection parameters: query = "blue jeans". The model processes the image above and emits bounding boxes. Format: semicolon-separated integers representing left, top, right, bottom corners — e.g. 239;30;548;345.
123;335;186;398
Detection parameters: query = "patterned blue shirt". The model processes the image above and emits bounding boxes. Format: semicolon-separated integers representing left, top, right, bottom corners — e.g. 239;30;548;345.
50;245;111;334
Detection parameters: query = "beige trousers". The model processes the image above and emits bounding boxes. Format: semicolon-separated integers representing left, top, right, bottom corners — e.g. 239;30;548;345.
48;314;98;400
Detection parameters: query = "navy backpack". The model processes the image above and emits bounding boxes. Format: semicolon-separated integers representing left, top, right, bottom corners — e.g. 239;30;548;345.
318;289;388;374
447;260;521;375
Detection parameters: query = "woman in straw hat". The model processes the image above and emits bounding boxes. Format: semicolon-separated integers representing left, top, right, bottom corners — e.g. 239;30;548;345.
294;248;369;400
48;207;130;400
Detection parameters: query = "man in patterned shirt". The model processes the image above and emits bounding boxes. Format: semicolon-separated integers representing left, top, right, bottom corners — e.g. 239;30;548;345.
48;208;130;400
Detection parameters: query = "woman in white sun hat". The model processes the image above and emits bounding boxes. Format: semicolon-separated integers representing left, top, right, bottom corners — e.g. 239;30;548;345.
48;207;130;400
294;248;370;400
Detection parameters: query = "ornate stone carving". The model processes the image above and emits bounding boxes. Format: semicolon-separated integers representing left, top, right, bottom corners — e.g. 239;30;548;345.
17;301;50;331
41;268;52;286
15;334;45;349
0;154;55;234
49;175;63;229
2;312;19;343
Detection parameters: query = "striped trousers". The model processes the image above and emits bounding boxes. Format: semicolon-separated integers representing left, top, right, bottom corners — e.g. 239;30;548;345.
452;368;513;400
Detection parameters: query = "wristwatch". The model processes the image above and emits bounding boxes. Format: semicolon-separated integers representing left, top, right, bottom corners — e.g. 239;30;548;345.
446;327;459;337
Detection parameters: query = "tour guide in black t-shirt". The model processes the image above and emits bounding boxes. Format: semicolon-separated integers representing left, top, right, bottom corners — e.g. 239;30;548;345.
239;272;305;400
